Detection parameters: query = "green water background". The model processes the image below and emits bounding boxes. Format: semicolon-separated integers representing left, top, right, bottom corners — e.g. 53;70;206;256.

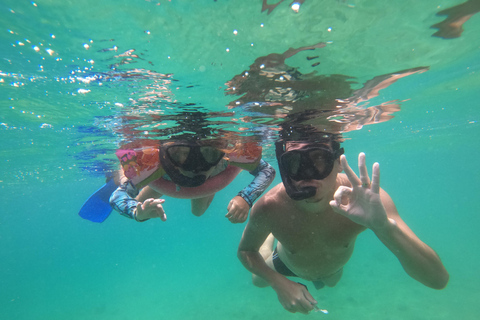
1;0;480;319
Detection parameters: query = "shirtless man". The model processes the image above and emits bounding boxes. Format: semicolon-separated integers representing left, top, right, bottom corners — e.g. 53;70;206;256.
237;136;449;314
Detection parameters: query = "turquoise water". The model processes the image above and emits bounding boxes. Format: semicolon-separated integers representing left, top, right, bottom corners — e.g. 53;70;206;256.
1;0;480;319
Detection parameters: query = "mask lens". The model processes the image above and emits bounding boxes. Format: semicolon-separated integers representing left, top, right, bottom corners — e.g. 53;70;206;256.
200;146;224;165
281;148;334;180
281;152;302;177
309;149;330;174
166;146;191;166
166;145;224;172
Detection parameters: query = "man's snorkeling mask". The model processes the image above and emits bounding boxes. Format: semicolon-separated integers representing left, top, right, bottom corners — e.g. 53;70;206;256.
275;140;344;200
160;142;225;188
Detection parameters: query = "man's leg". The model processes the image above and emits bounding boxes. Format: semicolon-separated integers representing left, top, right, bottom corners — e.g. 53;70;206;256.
252;233;275;288
190;194;215;216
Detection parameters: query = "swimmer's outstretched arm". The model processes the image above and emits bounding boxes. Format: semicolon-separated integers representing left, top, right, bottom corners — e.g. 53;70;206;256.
226;159;276;223
329;153;449;289
110;181;166;222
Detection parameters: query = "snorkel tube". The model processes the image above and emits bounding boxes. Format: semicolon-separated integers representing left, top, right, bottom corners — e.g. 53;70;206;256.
275;140;317;201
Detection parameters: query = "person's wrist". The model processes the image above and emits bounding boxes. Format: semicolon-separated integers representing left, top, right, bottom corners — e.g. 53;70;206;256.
372;217;396;234
134;208;149;222
270;273;290;291
237;192;253;207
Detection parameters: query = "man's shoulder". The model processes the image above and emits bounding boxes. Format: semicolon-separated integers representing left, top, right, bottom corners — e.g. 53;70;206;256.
252;182;289;216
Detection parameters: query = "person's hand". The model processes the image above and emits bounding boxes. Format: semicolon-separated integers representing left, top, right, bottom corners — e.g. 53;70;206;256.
272;278;317;314
135;198;167;222
225;196;250;223
329;153;389;231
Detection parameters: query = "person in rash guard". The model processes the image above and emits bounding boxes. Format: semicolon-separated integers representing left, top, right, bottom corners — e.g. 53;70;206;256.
110;138;275;223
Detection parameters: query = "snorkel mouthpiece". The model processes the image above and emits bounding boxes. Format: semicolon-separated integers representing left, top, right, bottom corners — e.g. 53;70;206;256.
176;174;207;188
287;185;317;201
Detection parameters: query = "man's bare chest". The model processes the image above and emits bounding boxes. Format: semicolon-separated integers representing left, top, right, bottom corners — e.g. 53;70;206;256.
269;209;361;255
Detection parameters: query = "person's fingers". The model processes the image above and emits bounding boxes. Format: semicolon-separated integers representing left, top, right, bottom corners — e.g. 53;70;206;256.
340;155;361;186
284;303;308;315
152;201;164;208
227;199;249;223
238;212;248;223
329;202;346;217
295;300;312;314
371;162;380;194
332;186;352;207
226;199;235;218
297;284;316;314
230;214;245;224
299;300;314;314
303;289;318;306
228;212;239;223
159;212;167;221
155;204;167;221
358;152;371;187
330;186;351;217
226;200;241;219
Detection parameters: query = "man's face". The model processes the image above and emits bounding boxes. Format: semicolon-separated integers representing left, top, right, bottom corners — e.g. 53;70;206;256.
284;141;342;202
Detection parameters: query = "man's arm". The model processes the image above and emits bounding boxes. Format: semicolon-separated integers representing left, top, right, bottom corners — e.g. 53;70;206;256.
237;196;317;314
237;201;280;284
330;153;449;289
373;192;449;289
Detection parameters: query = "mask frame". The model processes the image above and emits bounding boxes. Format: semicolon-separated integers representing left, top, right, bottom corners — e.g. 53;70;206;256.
275;141;344;200
160;142;225;188
166;144;224;173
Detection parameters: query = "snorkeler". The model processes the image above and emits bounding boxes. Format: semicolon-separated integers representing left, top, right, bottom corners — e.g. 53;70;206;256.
237;133;449;314
109;138;275;223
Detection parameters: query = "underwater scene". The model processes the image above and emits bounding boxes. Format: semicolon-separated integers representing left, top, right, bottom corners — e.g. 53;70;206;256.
1;0;479;319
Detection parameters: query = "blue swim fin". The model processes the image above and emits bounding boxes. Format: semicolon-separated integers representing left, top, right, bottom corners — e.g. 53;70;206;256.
79;179;118;223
